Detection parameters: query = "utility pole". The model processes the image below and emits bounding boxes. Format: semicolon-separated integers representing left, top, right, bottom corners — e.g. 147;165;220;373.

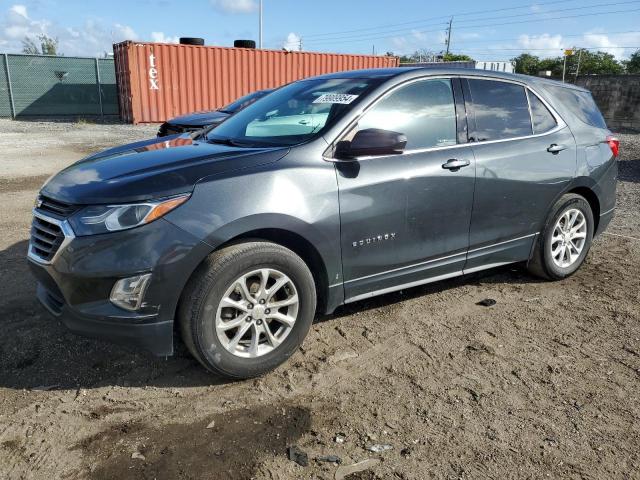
574;48;583;79
259;0;263;49
445;17;453;55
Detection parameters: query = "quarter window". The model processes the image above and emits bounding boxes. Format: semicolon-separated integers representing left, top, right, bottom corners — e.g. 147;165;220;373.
546;85;607;129
527;90;557;134
356;79;457;150
468;79;533;141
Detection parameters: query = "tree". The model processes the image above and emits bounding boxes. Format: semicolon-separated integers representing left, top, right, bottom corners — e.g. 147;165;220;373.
21;34;60;55
623;50;640;73
442;52;473;62
512;50;623;78
512;53;542;75
22;37;40;54
574;50;622;75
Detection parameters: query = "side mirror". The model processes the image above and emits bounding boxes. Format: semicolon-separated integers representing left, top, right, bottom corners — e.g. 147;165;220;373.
335;128;407;159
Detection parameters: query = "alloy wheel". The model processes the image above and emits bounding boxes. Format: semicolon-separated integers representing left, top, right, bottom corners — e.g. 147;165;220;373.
551;208;587;268
215;268;299;358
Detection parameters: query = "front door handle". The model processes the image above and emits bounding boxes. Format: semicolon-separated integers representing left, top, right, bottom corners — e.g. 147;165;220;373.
442;158;470;171
298;119;310;125
547;143;568;154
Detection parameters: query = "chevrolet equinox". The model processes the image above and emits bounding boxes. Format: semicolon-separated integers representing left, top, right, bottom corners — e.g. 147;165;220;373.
28;68;618;378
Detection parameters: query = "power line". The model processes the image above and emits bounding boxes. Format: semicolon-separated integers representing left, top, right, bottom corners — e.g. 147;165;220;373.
305;5;640;46
448;30;640;46
461;46;640;51
303;0;585;39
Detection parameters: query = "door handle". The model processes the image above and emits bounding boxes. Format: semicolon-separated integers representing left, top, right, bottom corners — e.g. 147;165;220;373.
442;158;470;171
298;119;310;125
547;143;567;154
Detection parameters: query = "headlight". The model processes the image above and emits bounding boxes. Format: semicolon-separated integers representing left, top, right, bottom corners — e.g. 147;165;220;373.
69;194;190;236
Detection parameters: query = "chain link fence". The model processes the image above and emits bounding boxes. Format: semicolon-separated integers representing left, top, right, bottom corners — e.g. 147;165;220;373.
0;53;119;119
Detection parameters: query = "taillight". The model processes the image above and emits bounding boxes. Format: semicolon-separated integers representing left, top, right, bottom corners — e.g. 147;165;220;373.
606;135;620;157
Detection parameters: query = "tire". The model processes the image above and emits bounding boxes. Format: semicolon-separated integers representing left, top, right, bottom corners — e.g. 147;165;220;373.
178;241;316;379
234;39;256;49
179;37;205;46
528;193;594;280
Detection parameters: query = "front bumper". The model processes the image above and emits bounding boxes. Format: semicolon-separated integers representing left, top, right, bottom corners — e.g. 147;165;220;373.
28;217;212;356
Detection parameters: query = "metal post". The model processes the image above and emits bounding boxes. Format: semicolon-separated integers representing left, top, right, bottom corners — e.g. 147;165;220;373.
4;54;16;119
562;54;567;83
575;49;583;79
259;0;263;49
94;57;104;121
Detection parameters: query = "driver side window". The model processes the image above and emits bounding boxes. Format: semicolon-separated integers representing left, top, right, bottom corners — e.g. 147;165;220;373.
357;78;457;150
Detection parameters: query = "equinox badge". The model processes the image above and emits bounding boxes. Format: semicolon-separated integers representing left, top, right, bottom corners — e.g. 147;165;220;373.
352;232;396;247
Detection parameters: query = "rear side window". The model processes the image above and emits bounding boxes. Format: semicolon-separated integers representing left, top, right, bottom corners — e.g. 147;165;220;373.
527;90;557;134
547;85;607;129
467;79;532;141
357;78;457;150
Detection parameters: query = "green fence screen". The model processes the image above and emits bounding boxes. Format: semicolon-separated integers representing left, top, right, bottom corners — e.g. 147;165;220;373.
0;53;119;119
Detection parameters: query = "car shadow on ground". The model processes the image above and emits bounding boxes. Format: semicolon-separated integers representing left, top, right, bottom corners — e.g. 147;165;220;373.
0;238;542;392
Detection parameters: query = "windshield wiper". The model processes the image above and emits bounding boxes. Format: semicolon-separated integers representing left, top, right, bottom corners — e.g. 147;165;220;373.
207;136;251;147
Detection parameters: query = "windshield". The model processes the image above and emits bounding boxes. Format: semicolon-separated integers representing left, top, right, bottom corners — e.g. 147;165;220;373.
207;78;381;147
220;90;271;114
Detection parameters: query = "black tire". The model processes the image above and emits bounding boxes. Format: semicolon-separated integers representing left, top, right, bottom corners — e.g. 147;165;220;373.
178;241;316;379
528;193;594;280
234;39;256;49
179;37;205;46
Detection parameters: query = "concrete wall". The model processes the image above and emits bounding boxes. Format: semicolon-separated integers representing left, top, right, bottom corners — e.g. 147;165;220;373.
576;75;640;131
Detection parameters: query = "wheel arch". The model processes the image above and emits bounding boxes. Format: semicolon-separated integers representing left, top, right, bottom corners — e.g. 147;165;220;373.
564;178;601;232
218;228;331;314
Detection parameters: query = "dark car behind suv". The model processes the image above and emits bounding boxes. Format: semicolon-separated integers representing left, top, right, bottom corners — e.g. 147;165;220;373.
28;68;617;379
157;89;273;137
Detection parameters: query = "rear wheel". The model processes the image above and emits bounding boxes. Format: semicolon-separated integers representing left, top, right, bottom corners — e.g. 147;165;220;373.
528;193;594;280
179;241;316;379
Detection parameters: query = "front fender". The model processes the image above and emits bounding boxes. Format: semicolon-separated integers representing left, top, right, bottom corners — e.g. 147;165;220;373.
163;156;343;310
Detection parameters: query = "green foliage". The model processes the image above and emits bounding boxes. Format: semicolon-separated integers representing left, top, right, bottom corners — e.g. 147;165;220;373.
387;49;474;63
512;50;624;77
21;35;60;56
623;49;640;73
442;53;473;62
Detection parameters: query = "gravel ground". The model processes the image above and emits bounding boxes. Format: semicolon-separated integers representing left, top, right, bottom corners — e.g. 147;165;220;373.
0;119;638;480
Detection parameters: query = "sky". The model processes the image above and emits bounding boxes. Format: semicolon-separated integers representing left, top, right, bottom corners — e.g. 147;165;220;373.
0;0;639;61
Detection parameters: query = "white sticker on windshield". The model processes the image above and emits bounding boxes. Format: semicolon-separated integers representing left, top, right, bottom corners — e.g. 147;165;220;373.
312;93;359;104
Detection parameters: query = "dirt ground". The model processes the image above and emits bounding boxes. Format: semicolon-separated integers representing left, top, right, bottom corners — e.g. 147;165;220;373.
0;118;638;480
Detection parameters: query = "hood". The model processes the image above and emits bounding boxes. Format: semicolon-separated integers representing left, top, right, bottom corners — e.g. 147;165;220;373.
166;110;229;127
41;135;289;205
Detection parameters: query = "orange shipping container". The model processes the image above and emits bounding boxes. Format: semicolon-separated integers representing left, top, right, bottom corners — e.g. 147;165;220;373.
113;41;399;124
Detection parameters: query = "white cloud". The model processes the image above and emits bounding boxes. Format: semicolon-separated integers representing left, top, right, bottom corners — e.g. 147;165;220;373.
151;31;179;44
518;33;563;52
516;31;640;59
283;32;301;51
0;4;140;56
211;0;258;14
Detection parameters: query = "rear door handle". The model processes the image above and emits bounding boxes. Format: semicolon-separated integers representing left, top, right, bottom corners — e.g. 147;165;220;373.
547;143;568;154
442;158;470;171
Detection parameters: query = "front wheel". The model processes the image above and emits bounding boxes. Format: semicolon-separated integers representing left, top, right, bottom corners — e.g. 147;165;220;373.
179;241;316;379
528;193;594;280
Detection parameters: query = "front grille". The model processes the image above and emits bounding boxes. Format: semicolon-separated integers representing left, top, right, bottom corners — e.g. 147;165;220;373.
37;195;79;218
30;216;65;262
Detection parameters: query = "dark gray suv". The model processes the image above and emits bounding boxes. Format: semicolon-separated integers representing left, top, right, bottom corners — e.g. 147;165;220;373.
28;68;618;378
